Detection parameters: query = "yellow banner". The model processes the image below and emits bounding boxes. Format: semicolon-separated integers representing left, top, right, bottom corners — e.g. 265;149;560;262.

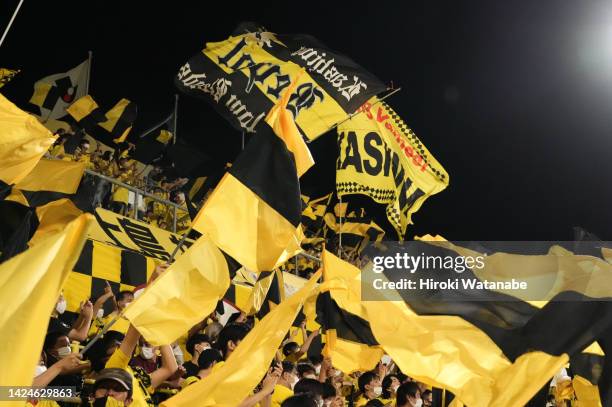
88;208;194;262
337;97;449;237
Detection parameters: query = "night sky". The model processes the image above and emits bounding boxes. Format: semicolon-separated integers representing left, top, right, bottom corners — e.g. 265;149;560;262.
2;0;611;240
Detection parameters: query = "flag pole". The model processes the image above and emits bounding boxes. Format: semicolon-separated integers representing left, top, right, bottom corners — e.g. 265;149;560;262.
0;0;24;48
338;195;343;257
85;50;93;94
80;310;124;356
319;86;402;138
173;94;178;145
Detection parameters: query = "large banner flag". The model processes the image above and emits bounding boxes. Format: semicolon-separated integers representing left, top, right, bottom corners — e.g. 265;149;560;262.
192;75;313;271
0;214;92;387
29;59;89;119
337;98;449;237
352;240;612;406
88;207;195;262
0;94;57;185
176;26;386;141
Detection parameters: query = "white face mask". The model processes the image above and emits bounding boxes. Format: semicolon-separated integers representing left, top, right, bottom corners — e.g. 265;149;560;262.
56;299;67;315
391;384;400;393
314;365;321;375
97;309;105;319
34;364;47;377
290;376;300;390
372;386;382;397
57;346;71;358
141;347;154;360
316;399;324;407
413;399;423;407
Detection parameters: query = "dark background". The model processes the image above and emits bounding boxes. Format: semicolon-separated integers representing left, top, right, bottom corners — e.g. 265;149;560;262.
1;0;610;240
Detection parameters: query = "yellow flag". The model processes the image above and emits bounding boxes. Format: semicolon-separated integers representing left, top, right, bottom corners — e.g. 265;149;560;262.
0;214;93;387
265;69;314;177
0;94;56;184
16;159;86;194
161;270;321;407
123;235;230;346
66;95;101;122
573;375;602;407
30;198;84;246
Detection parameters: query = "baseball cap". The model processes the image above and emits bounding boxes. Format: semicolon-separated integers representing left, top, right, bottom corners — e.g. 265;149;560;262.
94;368;133;393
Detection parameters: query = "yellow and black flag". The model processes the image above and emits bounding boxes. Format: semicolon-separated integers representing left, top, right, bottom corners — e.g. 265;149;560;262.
323;211;385;255
354;240;612;407
337;97;449;238
175;24;386;141
66;95;107;134
29;59;89;119
301;193;332;235
253;269;284;319
133;111;175;164
0;68;19;88
99;98;138;143
192;73;314;272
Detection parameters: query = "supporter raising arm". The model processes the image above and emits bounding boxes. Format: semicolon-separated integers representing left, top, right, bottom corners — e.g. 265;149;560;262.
68;300;94;342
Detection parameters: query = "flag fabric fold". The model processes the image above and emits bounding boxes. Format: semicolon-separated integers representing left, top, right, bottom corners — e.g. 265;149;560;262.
161;270;321;407
16;159;86;194
0;213;93;387
0;94;57;185
123;235;231;346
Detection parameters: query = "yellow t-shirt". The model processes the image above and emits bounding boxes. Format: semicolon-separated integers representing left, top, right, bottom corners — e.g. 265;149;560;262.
355;395;384;407
271;384;293;407
105;348;153;407
101;313;130;335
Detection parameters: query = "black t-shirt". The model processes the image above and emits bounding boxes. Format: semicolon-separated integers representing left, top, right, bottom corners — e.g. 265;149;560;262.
182;361;199;378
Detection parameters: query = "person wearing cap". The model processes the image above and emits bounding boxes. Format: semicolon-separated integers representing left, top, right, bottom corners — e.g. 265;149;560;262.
92;368;133;405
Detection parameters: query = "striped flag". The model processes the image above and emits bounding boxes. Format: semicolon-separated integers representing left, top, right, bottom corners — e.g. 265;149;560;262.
191;73;313;271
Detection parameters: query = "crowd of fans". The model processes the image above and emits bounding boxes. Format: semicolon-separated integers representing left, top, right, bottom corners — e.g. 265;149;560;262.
33;129;586;407
38;262;438;407
35;262;582;407
45;127;195;234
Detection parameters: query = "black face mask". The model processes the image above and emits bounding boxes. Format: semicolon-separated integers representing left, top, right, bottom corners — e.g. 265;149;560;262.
92;396;108;407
